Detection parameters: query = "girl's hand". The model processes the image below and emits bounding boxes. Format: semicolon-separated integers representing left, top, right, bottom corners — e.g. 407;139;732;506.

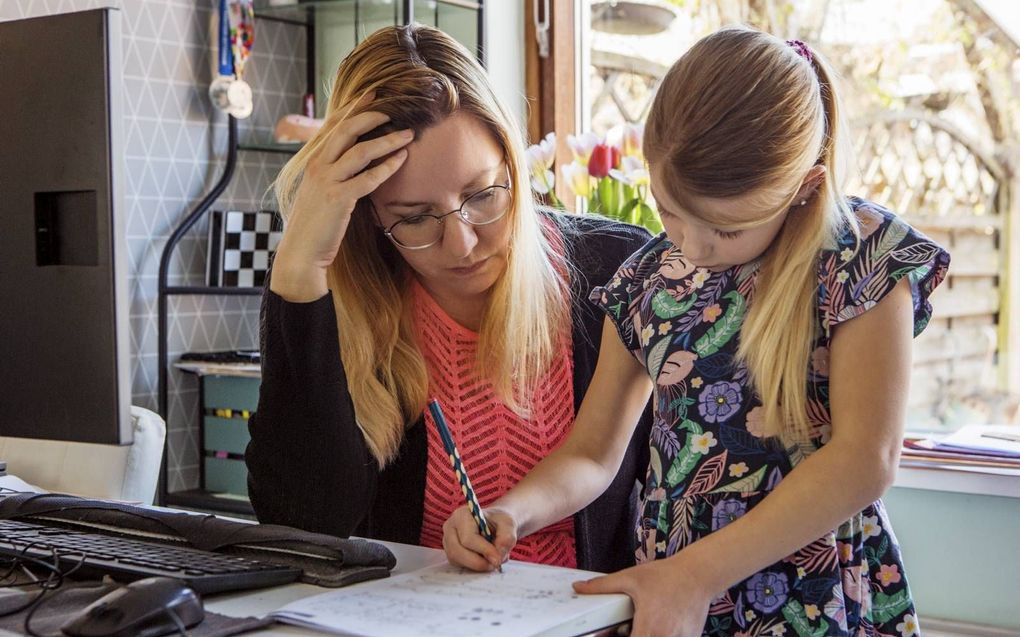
271;98;414;302
573;557;714;637
442;505;518;572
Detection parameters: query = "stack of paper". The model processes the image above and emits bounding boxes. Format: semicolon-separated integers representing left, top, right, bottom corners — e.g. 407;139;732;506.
930;425;1020;458
901;425;1020;472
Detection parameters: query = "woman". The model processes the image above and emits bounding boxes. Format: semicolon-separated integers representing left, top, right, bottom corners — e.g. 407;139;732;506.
245;23;652;573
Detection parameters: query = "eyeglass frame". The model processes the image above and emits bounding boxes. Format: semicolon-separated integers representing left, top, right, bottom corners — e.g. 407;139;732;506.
369;169;514;250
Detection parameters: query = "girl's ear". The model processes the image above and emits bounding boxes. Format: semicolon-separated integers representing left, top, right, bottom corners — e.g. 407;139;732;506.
794;165;827;204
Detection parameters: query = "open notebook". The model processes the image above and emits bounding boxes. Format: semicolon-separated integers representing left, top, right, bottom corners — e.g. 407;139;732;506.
270;560;634;637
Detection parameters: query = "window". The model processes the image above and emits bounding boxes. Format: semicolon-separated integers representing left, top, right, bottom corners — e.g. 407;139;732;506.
573;0;1020;433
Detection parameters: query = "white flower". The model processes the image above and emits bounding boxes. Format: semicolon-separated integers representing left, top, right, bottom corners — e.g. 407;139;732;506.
609;155;650;187
840;247;855;262
525;132;556;194
692;432;718;454
691;270;710;289
623;122;644;157
896;613;919;637
561;161;594;198
836;270;850;284
862;514;882;539
567;132;600;164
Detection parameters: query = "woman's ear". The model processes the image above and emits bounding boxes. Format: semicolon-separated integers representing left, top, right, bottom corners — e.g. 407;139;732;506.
795;165;827;203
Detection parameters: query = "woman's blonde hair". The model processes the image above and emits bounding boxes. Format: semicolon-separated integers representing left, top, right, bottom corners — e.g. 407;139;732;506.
273;25;569;465
644;26;858;444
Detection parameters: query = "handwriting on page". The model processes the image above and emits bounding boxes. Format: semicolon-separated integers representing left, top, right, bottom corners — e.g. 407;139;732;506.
272;561;630;637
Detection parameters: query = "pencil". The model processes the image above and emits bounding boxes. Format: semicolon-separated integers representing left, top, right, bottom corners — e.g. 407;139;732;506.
427;398;501;570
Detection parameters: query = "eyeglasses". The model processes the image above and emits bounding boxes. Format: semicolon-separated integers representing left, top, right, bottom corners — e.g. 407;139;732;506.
373;177;513;250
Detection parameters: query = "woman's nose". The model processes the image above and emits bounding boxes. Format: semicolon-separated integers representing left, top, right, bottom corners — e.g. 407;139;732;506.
441;214;479;258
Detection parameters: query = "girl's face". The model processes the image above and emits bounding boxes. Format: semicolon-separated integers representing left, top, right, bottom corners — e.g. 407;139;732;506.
649;163;792;272
370;111;512;303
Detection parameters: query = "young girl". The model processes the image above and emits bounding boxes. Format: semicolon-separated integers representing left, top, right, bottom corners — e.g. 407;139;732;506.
443;26;950;637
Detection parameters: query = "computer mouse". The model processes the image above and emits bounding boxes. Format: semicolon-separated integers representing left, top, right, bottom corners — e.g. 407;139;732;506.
60;577;204;637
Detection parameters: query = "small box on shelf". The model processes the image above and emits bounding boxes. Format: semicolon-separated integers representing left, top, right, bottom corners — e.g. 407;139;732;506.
201;374;259;500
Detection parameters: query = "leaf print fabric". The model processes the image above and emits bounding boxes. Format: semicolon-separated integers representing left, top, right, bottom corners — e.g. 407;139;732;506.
591;198;950;637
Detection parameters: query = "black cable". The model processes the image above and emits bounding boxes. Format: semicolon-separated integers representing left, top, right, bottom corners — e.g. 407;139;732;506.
0;537;93;637
0;543;64;619
22;585;72;637
22;550;91;637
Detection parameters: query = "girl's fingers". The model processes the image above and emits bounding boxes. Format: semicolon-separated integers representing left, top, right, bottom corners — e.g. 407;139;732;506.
444;527;497;572
457;525;503;568
331;129;415;182
573;574;623;595
491;525;517;563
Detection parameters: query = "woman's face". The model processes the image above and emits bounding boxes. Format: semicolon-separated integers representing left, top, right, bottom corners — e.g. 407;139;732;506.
370;111;511;303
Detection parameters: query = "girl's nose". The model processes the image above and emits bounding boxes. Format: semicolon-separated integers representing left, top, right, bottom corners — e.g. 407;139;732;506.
681;235;713;263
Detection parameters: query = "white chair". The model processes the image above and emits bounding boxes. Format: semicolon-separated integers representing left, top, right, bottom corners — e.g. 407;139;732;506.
0;406;166;504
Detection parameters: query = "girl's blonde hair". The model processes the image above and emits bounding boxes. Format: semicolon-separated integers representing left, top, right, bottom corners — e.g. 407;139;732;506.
644;26;858;444
273;25;569;465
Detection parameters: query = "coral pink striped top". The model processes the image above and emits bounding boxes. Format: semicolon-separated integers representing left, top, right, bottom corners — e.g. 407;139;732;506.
413;281;577;568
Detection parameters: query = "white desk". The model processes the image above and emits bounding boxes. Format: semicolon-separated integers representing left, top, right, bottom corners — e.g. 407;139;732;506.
204;540;449;635
0;477;451;636
0;480;624;636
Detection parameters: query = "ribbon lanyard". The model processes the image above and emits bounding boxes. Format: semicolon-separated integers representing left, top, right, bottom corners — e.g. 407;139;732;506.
210;0;255;119
217;0;234;77
227;0;255;82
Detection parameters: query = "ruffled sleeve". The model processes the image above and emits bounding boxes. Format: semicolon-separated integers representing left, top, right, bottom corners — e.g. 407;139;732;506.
818;199;951;338
589;234;669;356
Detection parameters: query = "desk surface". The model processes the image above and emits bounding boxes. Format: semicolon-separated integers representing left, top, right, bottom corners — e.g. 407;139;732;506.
205;540;449;635
0;477;452;636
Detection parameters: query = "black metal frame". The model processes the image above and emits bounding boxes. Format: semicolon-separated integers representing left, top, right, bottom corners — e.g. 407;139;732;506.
156;0;485;511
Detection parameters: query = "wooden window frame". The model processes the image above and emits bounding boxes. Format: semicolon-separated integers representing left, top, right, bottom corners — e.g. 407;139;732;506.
525;0;578;203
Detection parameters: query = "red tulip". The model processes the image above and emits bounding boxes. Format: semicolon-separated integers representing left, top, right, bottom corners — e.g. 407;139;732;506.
588;144;613;178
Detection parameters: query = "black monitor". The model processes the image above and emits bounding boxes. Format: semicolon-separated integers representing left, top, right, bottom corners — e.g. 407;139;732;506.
0;8;132;444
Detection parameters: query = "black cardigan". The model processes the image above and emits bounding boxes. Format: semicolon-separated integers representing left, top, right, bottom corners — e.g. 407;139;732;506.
246;212;653;574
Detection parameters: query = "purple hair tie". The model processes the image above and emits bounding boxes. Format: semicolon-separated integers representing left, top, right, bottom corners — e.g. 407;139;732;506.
786;39;813;63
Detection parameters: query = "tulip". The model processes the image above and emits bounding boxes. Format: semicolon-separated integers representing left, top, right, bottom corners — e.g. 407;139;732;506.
609;155;650;187
622;123;644;158
588;144;613;178
567;132;600;165
525;132;557;194
561;161;593;199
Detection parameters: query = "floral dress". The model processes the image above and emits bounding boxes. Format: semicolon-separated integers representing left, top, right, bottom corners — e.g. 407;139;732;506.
591;198;950;637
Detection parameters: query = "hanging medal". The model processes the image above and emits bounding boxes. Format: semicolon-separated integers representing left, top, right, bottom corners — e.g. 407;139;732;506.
209;0;255;119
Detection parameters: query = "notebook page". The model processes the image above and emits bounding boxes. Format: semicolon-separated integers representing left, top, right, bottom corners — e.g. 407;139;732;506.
271;561;633;637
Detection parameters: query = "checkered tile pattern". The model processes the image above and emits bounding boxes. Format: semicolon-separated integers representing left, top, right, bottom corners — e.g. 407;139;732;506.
207;209;281;287
211;210;282;287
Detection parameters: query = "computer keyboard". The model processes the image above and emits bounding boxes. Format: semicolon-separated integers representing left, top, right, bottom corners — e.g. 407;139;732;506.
0;519;302;595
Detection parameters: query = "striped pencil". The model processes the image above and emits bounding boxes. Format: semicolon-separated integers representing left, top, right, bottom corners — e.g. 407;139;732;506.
427;398;498;548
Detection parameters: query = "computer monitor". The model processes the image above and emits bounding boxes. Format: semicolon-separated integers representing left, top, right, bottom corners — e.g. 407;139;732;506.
0;8;132;444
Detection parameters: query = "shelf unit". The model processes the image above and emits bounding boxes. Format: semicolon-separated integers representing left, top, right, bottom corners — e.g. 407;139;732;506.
156;0;486;513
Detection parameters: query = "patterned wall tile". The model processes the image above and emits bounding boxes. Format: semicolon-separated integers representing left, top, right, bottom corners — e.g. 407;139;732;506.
0;0;306;493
